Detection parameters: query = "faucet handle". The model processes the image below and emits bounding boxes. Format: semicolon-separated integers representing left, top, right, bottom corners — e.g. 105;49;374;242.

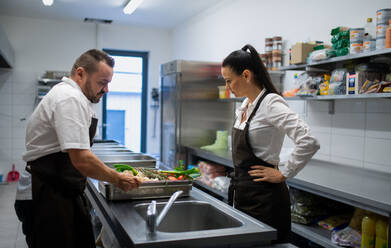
146;200;156;233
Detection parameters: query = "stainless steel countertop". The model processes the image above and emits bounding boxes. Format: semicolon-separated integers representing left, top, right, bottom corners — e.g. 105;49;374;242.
86;179;277;248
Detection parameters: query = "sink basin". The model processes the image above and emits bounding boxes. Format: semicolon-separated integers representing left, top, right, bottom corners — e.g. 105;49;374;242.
134;200;242;233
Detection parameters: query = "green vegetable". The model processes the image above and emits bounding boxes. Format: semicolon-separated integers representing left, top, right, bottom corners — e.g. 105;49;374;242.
113;164;138;175
160;166;201;179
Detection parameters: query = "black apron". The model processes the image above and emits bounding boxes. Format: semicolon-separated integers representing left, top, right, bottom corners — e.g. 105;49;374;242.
29;117;98;248
228;93;291;243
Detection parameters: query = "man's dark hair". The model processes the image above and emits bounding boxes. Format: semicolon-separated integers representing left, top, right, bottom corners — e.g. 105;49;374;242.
71;49;114;76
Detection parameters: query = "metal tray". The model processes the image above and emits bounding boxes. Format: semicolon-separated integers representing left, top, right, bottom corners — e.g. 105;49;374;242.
101;155;156;168
99;180;192;200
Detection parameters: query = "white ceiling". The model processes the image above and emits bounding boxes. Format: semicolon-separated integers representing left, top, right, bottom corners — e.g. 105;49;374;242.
0;0;225;29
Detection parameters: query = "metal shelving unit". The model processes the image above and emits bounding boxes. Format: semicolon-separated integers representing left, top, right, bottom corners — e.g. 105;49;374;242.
285;93;391;101
193;180;228;202
281;48;391;71
291;223;340;248
35;78;62;106
184;145;391;248
185;146;233;168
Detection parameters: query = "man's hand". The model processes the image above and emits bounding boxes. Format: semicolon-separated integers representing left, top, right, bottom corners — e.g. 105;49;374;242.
115;172;142;191
248;165;286;183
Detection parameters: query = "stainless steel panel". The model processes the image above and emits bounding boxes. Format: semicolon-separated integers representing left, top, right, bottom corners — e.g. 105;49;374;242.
160;60;234;169
99;180;192;200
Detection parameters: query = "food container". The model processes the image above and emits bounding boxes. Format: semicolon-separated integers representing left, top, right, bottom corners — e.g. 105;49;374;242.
376;24;387;38
350;28;364;42
218;86;229;99
350;42;363;54
272;36;283;51
376;8;391;24
363;39;376;52
376;37;386;50
99;179;192;200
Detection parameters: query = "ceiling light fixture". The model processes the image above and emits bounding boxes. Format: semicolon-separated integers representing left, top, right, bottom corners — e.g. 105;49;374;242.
42;0;53;6
123;0;143;15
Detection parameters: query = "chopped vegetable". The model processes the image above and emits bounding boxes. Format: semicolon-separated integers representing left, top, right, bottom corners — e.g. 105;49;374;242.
160;166;200;179
113;164;138;175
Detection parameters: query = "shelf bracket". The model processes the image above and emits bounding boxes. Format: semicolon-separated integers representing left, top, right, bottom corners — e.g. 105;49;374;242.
328;100;335;115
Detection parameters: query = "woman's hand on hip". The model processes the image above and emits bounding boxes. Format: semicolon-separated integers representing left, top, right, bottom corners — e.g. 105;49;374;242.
248;165;286;183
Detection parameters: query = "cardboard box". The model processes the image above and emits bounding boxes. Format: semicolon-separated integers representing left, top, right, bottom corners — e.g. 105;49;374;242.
291;43;317;64
346;71;382;94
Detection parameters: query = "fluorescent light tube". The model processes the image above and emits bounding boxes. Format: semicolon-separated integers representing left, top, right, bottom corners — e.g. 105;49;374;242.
123;0;143;15
42;0;53;6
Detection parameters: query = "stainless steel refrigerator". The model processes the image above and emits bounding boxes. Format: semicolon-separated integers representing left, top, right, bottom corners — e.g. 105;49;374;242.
160;60;234;168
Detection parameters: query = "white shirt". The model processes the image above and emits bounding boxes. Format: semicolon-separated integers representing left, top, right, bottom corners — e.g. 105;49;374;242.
18;77;94;200
23;77;94;162
234;89;320;178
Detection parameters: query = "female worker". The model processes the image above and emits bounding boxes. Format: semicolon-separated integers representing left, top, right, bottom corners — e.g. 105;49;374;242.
222;44;320;242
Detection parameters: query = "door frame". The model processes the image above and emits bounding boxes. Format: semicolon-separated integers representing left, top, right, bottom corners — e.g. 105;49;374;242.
102;49;149;153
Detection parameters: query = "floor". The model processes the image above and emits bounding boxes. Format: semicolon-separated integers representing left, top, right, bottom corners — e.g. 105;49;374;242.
0;182;28;248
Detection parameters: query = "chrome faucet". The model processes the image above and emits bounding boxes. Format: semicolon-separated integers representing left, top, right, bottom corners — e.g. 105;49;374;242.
146;190;183;233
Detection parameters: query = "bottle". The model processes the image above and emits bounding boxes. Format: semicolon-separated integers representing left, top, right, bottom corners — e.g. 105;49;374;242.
364;17;376;39
362;214;376;248
375;217;388;248
386;19;391;49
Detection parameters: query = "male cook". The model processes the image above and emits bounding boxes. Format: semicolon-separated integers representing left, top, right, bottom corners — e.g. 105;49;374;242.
20;49;141;248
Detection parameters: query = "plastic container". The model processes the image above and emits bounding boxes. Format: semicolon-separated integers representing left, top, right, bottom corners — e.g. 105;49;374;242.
375;218;388;248
376;23;388;38
386;20;391;48
218;86;228;99
365;18;376;39
350;28;365;42
350;42;363;54
273;36;283;51
376;8;391;24
376;37;386;50
363;39;376;52
361;215;376;248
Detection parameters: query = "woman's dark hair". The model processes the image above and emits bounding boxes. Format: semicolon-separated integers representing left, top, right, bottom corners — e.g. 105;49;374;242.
222;44;280;94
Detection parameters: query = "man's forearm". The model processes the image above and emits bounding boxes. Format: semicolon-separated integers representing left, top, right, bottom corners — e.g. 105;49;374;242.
68;149;119;185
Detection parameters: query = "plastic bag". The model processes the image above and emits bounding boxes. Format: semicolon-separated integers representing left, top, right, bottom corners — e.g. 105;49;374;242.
331;226;361;248
309;49;330;62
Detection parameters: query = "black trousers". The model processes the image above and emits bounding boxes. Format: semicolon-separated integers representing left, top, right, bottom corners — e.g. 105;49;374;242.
14;200;33;248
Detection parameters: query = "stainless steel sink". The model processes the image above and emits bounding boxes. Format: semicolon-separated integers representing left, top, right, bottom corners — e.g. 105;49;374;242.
134;200;243;232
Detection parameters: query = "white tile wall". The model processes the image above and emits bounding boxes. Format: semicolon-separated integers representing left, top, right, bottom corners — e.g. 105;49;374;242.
364;138;391;171
331;113;365;137
366;113;391;140
281;99;391;174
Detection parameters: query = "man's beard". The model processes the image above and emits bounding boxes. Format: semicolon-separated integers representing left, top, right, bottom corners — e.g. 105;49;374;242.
86;79;104;103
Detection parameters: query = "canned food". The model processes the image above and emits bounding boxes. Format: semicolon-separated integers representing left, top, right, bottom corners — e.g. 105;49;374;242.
376;8;391;24
350;28;365;42
376;24;387;38
363;39;376;52
350;42;363;54
376;38;386;50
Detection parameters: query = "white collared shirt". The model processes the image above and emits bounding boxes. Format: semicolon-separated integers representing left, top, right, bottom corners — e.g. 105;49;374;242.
23;77;94;162
234;89;320;178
